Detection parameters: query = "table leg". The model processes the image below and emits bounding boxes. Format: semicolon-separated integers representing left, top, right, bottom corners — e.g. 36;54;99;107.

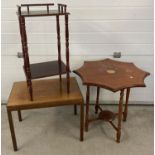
123;88;130;122
116;89;124;143
80;103;84;141
95;87;100;114
17;110;22;122
7;109;18;151
85;86;90;132
74;105;77;115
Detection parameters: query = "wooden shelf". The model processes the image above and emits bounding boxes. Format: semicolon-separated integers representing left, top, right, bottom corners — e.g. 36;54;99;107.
17;3;69;17
27;60;68;79
98;110;116;122
19;10;69;17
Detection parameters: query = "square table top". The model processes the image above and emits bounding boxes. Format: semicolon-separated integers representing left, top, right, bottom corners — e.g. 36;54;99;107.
7;77;83;110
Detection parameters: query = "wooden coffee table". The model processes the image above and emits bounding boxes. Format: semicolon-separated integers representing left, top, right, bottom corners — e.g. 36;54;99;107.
74;58;150;142
7;77;84;151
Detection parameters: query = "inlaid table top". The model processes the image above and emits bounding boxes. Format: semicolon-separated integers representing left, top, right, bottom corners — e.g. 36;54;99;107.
74;58;150;92
7;77;83;110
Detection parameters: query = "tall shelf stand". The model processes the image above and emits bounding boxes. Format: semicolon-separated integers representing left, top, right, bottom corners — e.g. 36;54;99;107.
17;3;70;100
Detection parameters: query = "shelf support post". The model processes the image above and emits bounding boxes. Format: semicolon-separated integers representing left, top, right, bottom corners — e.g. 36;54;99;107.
18;15;33;101
65;14;70;93
56;15;62;83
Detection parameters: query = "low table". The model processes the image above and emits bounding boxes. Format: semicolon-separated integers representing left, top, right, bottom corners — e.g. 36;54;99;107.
7;77;84;151
74;58;150;142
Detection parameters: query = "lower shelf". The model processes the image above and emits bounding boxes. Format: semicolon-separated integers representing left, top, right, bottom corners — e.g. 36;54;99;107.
27;60;68;79
98;110;116;122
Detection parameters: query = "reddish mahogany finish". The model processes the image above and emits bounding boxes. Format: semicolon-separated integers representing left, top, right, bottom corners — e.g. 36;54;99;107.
17;3;70;100
74;58;150;142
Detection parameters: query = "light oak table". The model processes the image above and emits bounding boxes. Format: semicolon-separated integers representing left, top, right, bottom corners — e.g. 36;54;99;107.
7;77;84;151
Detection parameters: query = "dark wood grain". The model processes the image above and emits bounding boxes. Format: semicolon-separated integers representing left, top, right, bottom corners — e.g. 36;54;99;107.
17;4;69;17
56;15;62;83
74;58;150;92
19;15;33;100
98;110;116;122
29;61;67;79
17;3;71;100
123;88;130;121
74;58;150;143
117;89;124;143
95;87;100;114
65;14;70;93
85;86;90;132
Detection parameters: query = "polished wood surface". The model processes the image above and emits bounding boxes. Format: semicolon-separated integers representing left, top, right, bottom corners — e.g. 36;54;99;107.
123;88;130;121
74;58;150;143
74;58;150;92
7;77;83;110
17;3;71;100
29;61;67;79
17;4;69;17
98;110;116;122
65;14;70;93
19;10;70;17
7;77;84;151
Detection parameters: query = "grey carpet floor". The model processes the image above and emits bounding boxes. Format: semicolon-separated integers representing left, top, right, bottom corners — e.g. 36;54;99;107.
2;105;154;155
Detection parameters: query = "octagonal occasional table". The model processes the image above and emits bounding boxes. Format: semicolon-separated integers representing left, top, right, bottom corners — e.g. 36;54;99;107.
74;58;150;142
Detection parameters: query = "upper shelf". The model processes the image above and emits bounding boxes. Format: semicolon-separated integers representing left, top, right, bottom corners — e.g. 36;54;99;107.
17;3;70;17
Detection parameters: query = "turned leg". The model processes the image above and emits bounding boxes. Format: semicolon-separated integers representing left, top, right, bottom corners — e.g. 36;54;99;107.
17;110;22;122
116;89;124;143
80;103;84;141
7;109;18;151
74;105;77;115
28;80;33;101
123;88;130;121
19;16;32;101
65;14;70;94
85;86;90;132
26;79;33;101
56;15;62;84
95;87;100;114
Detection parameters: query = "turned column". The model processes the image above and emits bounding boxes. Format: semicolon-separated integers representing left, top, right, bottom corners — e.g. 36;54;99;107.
65;14;70;93
85;86;90;131
18;15;33;101
123;88;130;121
56;15;62;83
95;87;100;114
117;89;124;143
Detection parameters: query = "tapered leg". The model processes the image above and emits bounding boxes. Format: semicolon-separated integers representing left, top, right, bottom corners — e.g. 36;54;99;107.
123;88;130;121
80;103;84;141
74;105;77;115
95;87;100;114
116;89;124;143
7;109;18;151
85;86;90;132
17;110;22;122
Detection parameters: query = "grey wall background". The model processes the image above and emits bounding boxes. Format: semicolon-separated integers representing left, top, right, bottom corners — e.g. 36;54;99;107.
2;0;154;103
